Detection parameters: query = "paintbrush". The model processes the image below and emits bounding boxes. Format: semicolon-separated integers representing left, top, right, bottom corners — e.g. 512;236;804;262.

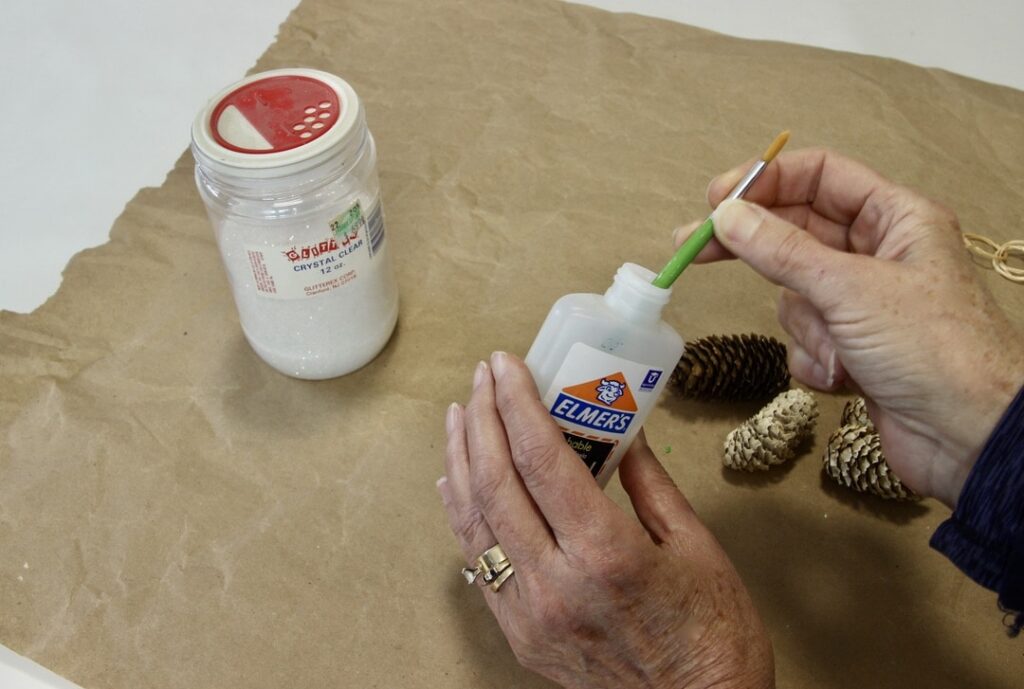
652;131;790;289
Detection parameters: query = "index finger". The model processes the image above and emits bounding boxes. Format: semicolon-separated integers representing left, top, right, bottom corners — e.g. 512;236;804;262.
488;352;617;545
464;361;557;567
708;148;889;228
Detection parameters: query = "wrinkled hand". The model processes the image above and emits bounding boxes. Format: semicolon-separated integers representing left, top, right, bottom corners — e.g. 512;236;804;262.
675;148;1024;507
439;352;774;689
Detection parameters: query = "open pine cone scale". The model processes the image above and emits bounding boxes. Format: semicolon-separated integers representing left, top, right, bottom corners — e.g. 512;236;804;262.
672;334;789;401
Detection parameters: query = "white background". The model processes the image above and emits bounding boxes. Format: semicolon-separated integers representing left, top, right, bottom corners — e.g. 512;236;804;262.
1;1;1022;686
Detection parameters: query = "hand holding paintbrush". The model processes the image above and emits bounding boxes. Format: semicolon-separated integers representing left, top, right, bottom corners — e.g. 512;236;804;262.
653;131;790;288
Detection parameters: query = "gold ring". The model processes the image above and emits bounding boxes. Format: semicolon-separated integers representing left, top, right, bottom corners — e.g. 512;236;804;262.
461;544;515;592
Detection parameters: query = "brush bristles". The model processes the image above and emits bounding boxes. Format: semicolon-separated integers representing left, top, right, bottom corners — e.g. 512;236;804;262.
761;130;790;163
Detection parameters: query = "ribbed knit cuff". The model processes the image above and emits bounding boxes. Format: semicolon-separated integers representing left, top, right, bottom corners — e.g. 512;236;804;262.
929;382;1024;636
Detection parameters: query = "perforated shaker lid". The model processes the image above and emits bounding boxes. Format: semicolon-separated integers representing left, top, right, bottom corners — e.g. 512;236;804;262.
191;68;364;178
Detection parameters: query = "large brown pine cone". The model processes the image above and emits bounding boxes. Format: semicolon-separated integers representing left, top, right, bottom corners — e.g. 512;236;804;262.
672;334;789;400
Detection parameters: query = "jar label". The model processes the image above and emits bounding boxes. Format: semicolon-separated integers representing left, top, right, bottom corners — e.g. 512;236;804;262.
244;200;386;299
541;343;666;481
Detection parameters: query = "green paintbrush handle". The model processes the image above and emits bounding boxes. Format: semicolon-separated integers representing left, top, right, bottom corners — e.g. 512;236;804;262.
651;216;714;289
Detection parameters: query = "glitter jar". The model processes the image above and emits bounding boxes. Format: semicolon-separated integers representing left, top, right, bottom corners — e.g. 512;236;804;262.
191;68;398;379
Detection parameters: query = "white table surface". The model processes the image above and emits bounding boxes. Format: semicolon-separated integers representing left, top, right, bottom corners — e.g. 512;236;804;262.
2;1;1022;687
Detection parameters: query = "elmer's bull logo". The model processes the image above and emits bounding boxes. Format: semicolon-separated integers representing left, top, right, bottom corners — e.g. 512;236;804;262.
550;372;638;435
595;379;626;405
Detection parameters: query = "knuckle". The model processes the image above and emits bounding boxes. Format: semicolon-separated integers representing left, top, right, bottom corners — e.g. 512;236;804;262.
512;432;563;484
530;590;607;646
771;227;811;273
804;147;831;204
470;462;506;509
465;390;491;419
456;504;488;545
533;594;573;632
494;375;521;409
584;502;618;536
588;551;634;586
930;200;961;231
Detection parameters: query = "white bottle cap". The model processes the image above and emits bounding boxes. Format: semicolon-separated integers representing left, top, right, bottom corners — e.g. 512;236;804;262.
603;263;672;323
191;68;365;179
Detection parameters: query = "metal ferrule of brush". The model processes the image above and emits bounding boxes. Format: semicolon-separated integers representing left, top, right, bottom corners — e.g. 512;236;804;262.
725;159;768;201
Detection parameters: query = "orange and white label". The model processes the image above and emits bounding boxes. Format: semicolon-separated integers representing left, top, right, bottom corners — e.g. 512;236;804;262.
542;343;666;478
550;372;638;434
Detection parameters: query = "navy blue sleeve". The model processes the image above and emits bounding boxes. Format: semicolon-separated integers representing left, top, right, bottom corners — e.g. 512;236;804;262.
930;382;1024;637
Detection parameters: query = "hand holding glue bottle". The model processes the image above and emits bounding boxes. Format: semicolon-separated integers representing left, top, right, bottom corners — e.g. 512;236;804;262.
442;135;1024;688
525;132;790;485
440;133;791;687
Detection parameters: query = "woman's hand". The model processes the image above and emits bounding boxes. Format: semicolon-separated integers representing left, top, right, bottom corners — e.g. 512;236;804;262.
439;352;774;689
675;148;1024;507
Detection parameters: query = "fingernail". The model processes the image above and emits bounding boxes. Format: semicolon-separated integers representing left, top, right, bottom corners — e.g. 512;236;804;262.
672;225;689;246
711;199;762;244
446;402;459;434
811;361;829;387
436;476;450;504
706;169;743;205
826;351;838;388
473;361;488;389
490;351;508;378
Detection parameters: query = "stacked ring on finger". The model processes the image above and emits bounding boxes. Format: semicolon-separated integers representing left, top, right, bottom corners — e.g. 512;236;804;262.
462;543;515;592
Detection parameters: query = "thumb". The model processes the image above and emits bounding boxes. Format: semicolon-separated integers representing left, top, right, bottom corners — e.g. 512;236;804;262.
712;199;853;310
618;431;699;545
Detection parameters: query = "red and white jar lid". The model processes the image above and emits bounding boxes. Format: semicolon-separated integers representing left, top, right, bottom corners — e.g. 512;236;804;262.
192;68;364;178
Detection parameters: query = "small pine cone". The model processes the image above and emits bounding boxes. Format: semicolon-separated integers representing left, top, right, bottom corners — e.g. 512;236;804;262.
724;389;818;471
672;334;789;401
840;397;874;429
823;425;918;501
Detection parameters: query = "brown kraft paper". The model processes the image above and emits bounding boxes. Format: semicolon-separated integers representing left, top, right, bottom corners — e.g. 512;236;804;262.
2;0;1023;687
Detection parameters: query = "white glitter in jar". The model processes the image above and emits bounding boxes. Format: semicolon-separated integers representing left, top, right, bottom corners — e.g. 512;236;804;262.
213;188;398;379
192;69;399;379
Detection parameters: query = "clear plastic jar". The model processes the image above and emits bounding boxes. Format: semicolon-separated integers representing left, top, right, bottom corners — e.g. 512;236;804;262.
191;68;398;379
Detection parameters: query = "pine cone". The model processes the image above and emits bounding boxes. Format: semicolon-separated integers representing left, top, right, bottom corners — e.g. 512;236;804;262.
724;389;818;471
672;334;789;400
840;397;873;429
823;425;918;500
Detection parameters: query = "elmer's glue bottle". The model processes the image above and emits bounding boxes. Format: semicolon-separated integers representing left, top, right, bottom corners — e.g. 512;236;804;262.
525;263;684;487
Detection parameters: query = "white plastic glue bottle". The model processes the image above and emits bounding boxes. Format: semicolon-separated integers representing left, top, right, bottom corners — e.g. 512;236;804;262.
525;263;684;487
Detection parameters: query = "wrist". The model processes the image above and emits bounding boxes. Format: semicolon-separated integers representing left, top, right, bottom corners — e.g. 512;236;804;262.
945;342;1024;505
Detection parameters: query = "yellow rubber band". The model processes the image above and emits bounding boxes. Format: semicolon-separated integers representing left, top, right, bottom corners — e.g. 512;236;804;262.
963;233;1024;284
